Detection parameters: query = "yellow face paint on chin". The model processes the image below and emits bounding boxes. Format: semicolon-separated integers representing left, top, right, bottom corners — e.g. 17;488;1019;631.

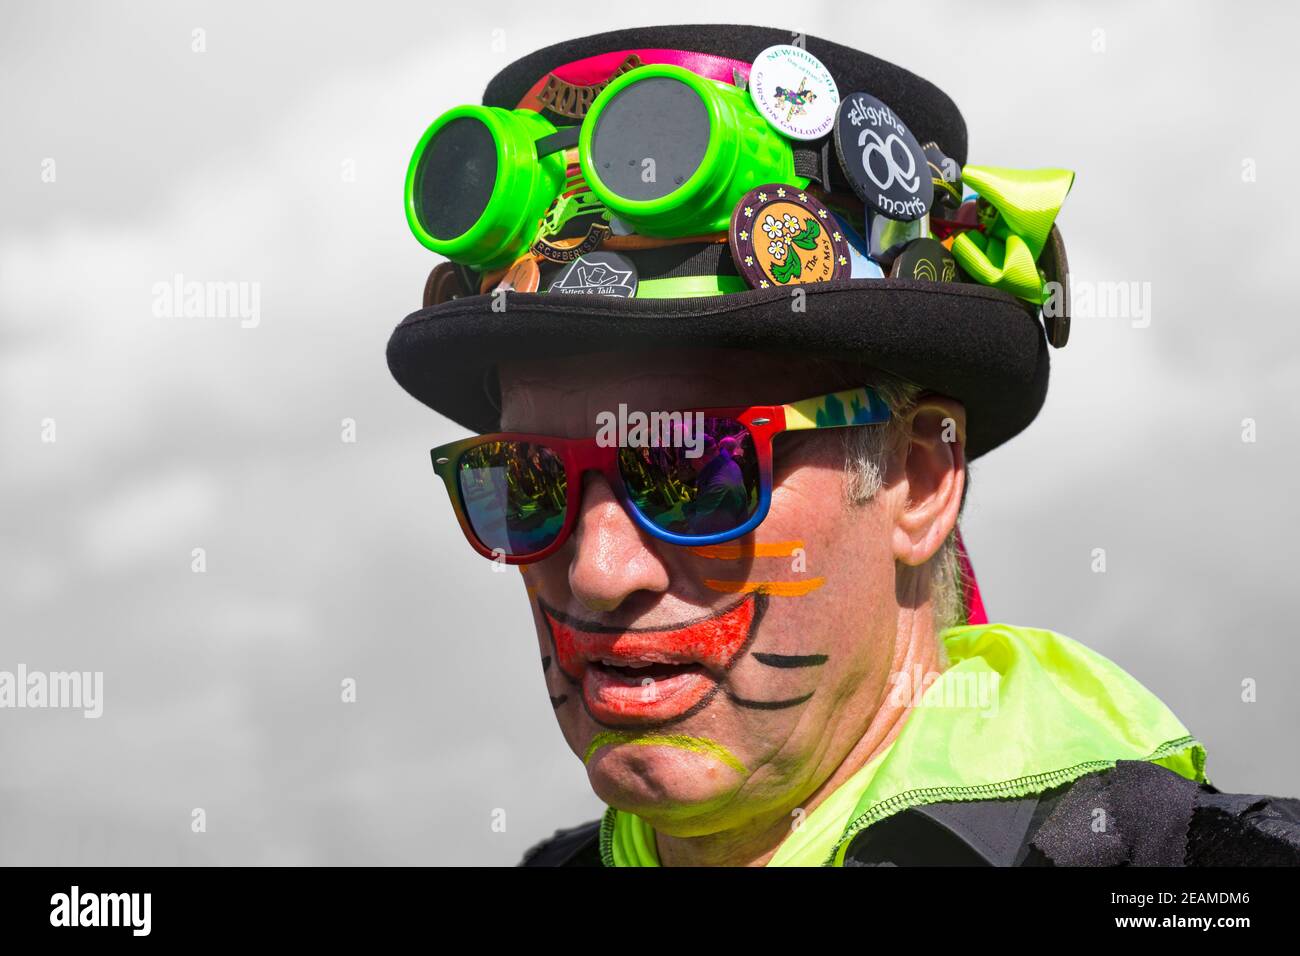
584;731;748;775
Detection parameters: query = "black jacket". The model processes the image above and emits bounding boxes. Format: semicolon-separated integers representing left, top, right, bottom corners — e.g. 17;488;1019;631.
519;761;1300;866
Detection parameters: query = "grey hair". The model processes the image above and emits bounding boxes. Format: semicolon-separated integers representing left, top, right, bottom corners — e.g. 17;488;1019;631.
818;364;970;636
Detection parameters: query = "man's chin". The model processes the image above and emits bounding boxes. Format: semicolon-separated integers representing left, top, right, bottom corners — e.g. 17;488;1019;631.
584;736;747;825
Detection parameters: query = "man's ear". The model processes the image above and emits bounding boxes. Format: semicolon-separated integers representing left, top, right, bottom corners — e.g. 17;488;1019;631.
890;396;966;567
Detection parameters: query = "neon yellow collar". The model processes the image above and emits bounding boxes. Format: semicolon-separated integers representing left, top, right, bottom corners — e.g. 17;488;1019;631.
601;622;1207;867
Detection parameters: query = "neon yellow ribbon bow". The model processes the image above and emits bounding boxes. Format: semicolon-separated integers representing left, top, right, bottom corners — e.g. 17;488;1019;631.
950;165;1075;303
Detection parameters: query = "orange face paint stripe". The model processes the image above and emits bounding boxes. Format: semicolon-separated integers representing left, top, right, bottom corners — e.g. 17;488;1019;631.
687;541;805;559
703;578;826;597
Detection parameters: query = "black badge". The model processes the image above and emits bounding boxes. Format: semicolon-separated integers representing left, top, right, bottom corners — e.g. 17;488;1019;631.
833;93;933;221
889;237;957;283
545;251;638;297
1039;224;1070;348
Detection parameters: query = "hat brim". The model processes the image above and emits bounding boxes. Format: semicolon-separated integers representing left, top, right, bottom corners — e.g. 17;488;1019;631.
385;279;1048;460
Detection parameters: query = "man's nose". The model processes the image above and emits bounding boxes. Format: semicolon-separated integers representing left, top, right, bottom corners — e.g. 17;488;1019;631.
567;471;670;613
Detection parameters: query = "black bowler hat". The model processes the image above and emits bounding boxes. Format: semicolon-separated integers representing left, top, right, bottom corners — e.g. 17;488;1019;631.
386;24;1063;459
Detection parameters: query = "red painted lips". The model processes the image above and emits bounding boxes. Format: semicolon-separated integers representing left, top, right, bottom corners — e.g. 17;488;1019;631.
544;596;757;726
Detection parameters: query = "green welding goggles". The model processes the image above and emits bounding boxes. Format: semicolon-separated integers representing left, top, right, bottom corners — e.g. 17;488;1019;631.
404;64;806;270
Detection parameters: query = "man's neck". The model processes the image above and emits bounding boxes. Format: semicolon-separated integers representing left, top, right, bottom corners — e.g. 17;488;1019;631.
653;596;944;867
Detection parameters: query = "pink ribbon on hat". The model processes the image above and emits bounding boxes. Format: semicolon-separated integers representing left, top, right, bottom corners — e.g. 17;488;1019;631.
955;526;988;626
552;48;749;84
515;48;751;113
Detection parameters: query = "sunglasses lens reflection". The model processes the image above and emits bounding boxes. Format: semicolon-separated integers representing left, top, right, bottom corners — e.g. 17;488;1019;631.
457;441;567;557
618;417;760;538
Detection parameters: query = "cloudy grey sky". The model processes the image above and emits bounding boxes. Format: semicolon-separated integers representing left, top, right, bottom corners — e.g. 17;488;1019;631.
1;0;1297;865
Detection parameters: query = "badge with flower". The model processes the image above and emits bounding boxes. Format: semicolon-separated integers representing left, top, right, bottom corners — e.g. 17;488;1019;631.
729;184;850;290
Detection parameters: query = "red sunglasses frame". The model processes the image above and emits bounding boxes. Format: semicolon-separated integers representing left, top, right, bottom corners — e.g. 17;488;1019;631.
429;386;890;564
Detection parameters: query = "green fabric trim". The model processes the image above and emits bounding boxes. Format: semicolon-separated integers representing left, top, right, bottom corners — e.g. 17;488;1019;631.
599;806;617;868
605;803;662;866
635;275;749;298
597;622;1208;868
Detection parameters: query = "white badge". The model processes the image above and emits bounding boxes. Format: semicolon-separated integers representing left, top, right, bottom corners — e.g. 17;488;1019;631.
747;44;840;141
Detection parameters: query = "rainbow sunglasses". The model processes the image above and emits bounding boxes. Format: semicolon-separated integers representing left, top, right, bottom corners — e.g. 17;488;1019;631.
430;386;890;564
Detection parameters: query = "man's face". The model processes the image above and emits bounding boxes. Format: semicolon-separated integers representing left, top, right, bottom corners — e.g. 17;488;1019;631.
498;349;924;840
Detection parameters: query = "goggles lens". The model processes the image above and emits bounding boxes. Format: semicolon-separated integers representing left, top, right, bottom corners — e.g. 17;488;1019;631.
406;106;566;269
457;440;568;557
415;116;498;241
589;75;710;203
618;417;760;536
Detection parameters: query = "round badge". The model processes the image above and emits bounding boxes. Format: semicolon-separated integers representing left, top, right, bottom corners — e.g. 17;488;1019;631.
833;92;933;221
545;251;638;297
747;45;839;140
423;262;468;308
494;256;540;293
889;237;958;283
729;184;850;289
531;220;612;263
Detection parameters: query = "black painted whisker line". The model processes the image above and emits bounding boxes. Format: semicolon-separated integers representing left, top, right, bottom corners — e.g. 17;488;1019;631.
542;655;552;672
549;694;569;709
727;691;814;710
753;652;828;669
